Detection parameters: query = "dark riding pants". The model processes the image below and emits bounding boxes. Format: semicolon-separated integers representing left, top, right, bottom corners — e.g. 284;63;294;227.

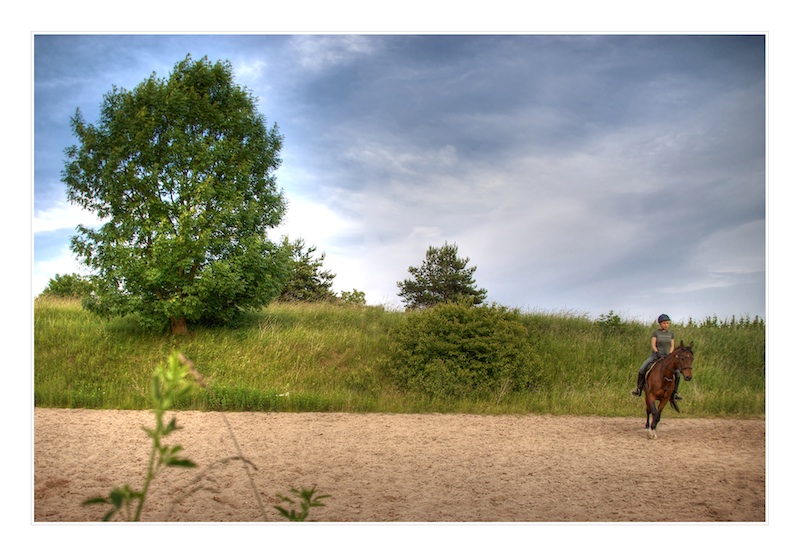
637;353;659;381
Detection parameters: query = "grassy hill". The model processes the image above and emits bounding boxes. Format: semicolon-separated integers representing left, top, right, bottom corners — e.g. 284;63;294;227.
34;297;765;417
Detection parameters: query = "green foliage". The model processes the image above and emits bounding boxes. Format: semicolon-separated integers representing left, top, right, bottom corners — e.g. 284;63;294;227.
397;242;488;309
34;298;765;417
596;310;622;330
62;55;290;334
279;237;337;302
83;352;199;521
274;486;330;521
388;301;537;400
40;273;94;299
338;288;366;305
686;314;765;329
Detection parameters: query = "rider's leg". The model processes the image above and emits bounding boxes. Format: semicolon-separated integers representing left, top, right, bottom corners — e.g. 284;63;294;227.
672;374;683;400
631;370;646;396
632;357;653;396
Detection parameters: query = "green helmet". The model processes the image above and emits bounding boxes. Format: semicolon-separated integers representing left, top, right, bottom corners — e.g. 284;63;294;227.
657;314;671;323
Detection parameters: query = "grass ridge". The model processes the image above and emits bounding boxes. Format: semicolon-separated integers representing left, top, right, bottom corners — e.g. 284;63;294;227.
34;297;765;417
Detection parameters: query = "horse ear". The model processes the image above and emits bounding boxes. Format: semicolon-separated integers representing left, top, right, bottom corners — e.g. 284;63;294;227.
679;340;685;348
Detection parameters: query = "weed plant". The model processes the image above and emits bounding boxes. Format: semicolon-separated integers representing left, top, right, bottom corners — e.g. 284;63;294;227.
83;352;199;521
274;486;330;522
34;297;765;417
82;351;329;521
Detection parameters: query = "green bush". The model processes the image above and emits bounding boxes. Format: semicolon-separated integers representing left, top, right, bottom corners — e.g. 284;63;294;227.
40;273;93;299
388;302;538;400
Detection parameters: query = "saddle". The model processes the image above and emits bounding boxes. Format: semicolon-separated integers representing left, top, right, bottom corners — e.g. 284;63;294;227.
644;355;669;381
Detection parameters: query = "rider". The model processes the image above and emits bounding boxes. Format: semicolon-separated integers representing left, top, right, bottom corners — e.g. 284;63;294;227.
631;313;682;400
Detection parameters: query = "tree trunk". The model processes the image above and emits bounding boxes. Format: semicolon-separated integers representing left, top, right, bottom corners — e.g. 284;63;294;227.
170;315;188;336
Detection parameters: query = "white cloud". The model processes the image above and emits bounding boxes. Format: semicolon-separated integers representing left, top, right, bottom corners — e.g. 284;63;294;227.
287;35;374;72
345;142;459;177
32;247;86;296
692;220;765;276
33;200;104;233
269;191;362;250
234;58;266;81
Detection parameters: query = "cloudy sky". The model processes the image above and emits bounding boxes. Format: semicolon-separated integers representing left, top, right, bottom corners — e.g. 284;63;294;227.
33;33;765;323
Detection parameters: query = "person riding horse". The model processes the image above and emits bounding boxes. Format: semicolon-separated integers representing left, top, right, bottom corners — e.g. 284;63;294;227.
631;314;683;400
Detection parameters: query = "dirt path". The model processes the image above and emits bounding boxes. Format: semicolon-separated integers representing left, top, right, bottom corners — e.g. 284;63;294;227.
33;408;765;522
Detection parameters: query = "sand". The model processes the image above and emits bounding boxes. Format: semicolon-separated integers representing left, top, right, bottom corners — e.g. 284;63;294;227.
33;408;765;522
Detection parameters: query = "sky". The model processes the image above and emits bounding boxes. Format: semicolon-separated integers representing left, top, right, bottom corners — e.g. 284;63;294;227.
32;33;766;323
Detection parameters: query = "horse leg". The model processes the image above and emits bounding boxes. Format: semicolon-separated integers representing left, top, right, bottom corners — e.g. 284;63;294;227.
648;399;660;439
644;391;658;439
651;398;670;438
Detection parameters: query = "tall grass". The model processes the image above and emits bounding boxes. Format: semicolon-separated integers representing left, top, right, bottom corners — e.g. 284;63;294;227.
34;297;765;417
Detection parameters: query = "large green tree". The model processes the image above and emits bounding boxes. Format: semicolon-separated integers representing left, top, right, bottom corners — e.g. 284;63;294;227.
62;55;290;334
397;242;488;310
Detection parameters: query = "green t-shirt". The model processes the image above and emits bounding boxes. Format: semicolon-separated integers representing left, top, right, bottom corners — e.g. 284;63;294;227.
651;329;675;356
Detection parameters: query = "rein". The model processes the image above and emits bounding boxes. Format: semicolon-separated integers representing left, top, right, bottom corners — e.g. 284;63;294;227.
666;347;693;378
652;348;692;381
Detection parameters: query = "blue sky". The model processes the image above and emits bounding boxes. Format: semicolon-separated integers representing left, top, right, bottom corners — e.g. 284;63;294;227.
33;34;766;323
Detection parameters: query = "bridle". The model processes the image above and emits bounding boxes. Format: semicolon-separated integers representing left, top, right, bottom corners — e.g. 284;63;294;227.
673;347;693;377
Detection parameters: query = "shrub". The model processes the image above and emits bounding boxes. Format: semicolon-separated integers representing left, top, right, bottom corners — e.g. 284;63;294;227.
388;301;538;400
40;273;93;299
338;289;367;305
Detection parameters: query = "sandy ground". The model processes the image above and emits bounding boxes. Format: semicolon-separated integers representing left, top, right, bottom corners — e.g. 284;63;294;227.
33;408;765;522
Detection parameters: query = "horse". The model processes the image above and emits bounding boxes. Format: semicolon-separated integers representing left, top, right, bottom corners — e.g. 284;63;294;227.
644;341;694;439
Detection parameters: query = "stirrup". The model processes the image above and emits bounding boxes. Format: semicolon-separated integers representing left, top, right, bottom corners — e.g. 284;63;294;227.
631;388;642;397
672;393;683;400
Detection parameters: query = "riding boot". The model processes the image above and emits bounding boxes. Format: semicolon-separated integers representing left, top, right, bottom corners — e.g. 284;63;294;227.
631;372;645;396
672;375;683;401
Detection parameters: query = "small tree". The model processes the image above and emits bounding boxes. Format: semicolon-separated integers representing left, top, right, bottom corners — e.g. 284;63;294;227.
397;242;487;309
62;55;290;334
338;289;366;306
279;238;337;302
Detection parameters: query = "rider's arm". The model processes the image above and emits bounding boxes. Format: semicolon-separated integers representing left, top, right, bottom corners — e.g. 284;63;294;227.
651;337;658;352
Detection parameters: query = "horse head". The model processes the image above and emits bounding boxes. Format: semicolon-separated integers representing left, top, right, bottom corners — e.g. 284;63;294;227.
675;340;694;381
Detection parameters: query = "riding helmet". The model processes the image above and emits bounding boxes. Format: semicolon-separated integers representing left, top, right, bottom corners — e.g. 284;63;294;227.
657;314;671;323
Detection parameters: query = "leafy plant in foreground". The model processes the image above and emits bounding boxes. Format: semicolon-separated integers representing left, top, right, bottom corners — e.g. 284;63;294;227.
275;486;331;522
83;352;200;521
82;351;330;521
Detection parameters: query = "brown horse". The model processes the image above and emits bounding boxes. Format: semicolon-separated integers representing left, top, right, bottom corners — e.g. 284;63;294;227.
644;341;694;439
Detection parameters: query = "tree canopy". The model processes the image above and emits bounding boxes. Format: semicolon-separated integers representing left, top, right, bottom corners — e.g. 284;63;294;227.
62;55;290;334
397;242;488;310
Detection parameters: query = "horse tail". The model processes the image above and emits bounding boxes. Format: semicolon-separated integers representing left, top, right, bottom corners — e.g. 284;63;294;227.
670;398;680;413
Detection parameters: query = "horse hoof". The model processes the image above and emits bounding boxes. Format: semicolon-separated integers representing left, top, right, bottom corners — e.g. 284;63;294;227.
648;429;656;440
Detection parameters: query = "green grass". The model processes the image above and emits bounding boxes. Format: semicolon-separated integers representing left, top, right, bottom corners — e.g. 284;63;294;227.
34;297;765;417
